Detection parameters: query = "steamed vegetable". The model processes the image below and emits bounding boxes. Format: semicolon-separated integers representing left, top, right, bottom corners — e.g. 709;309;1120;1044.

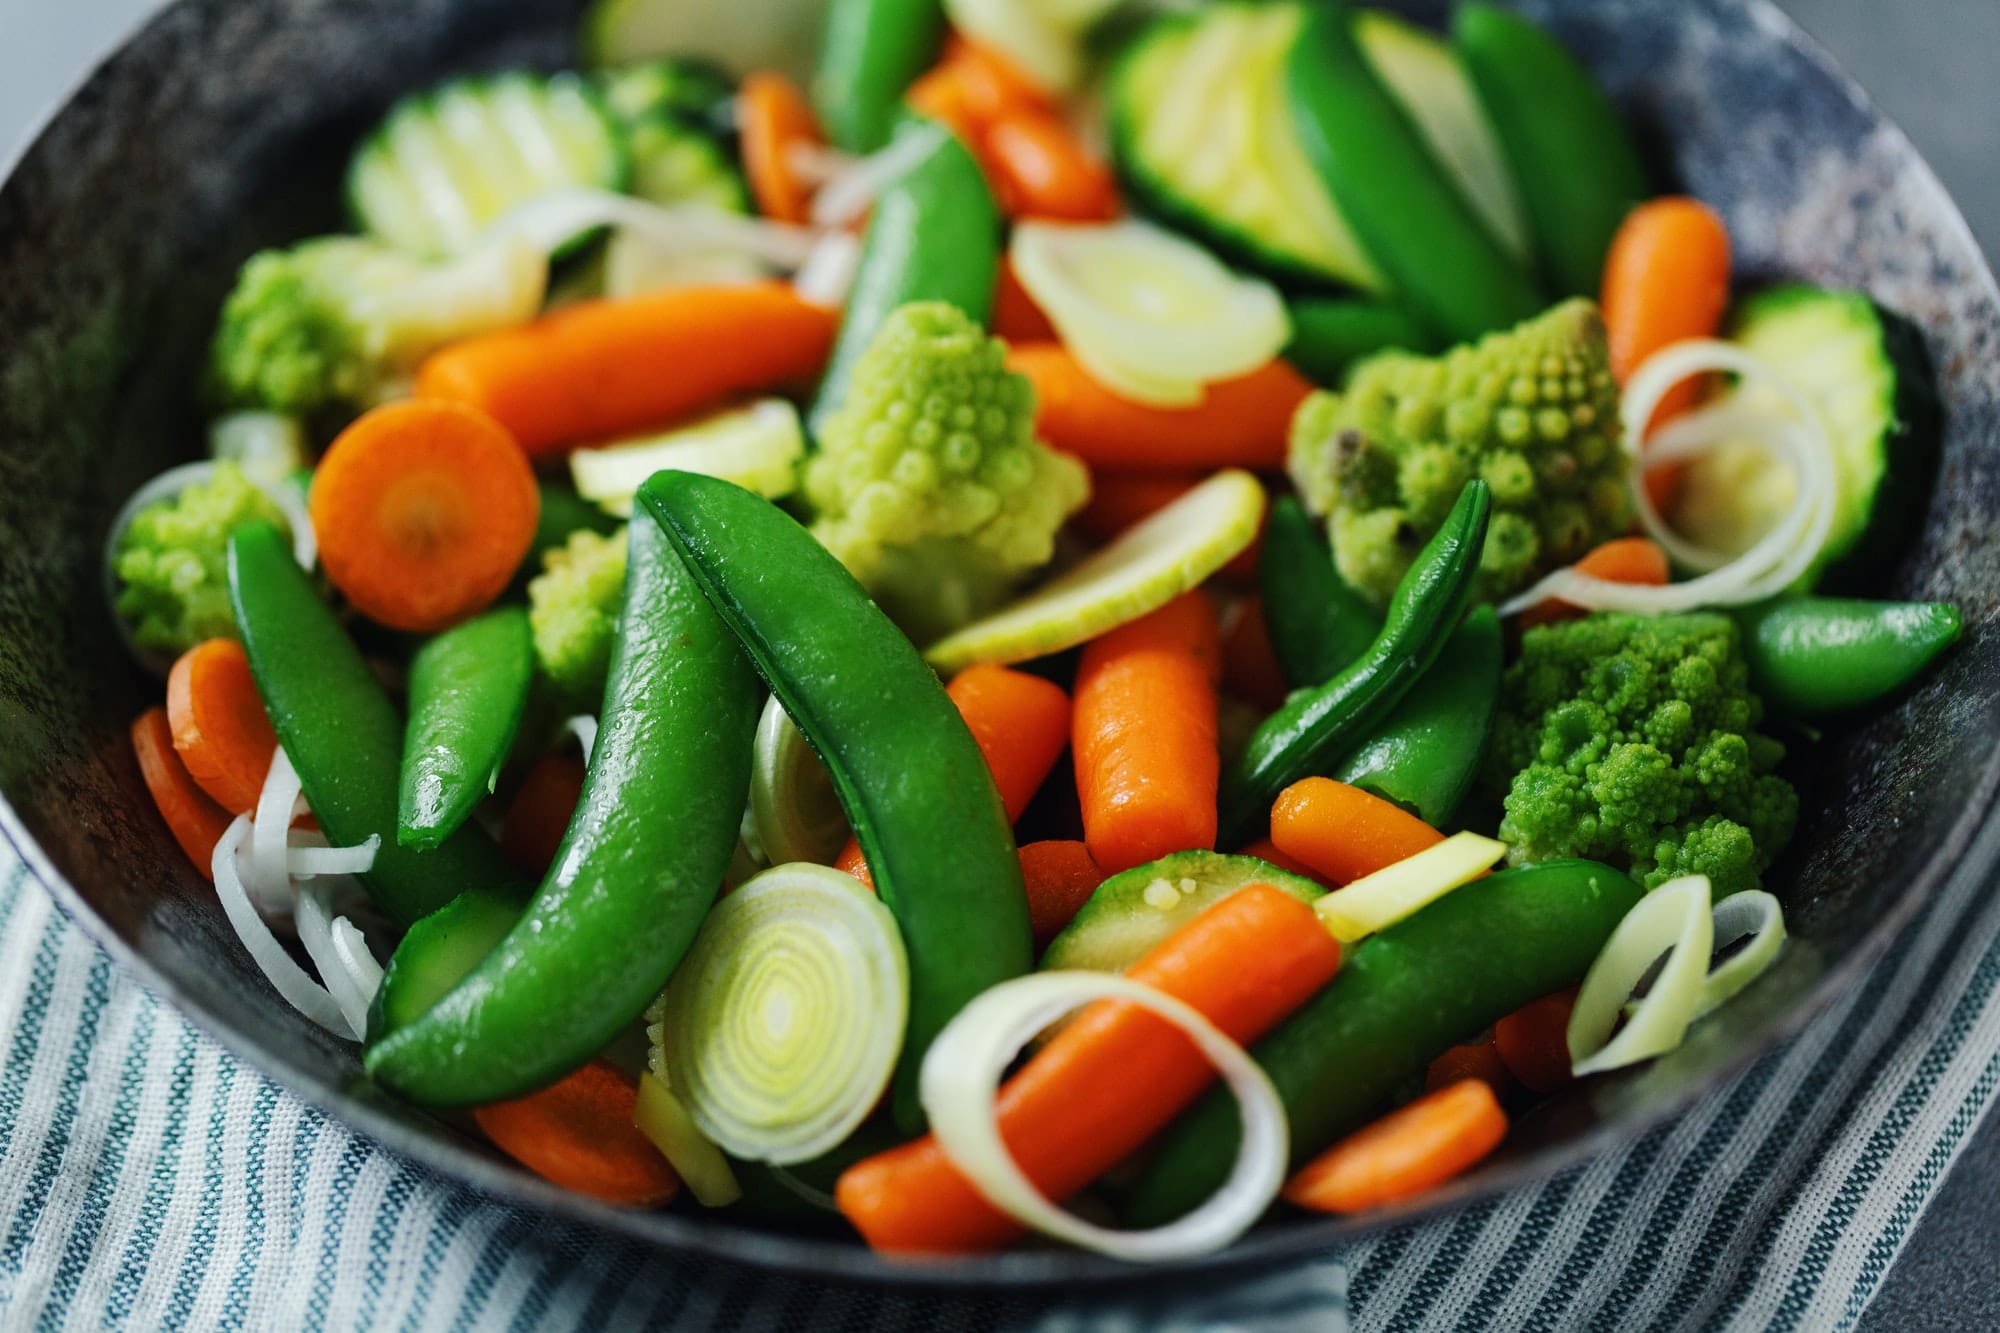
1601;198;1732;429
1257;495;1379;691
527;526;627;708
131;707;234;878
815;0;949;152
399;608;534;850
471;1060;681;1206
568;399;805;517
166;638;279;815
1269;777;1445;889
112;461;290;655
1040;849;1325;975
1734;597;1963;718
1282;1077;1507;1215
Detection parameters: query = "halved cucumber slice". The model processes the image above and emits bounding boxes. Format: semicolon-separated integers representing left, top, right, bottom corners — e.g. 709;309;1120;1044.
569;399;804;517
347;71;629;258
1041;850;1324;973
580;0;826;81
923;470;1265;673
748;694;851;868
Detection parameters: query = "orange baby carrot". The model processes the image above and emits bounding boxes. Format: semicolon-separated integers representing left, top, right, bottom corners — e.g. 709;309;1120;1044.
982;112;1119;222
1494;988;1580;1094
1237;837;1331;887
739;72;825;225
1220;597;1291;710
1519;536;1670;630
417;283;838;456
500;751;587;878
166;639;279;815
1426;1038;1514;1097
836;882;1342;1253
473;1059;680;1207
132;707;235;877
1018;839;1103;947
1007;344;1311;471
1073;591;1222;874
1602;197;1732;415
1269;777;1445;887
1283;1079;1508;1214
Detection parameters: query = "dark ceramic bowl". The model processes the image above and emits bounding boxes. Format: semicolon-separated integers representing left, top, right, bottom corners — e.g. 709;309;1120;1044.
2;0;1996;1290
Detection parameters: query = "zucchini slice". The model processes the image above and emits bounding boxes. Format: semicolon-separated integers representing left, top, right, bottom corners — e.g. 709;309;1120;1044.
1042;850;1324;973
580;0;825;81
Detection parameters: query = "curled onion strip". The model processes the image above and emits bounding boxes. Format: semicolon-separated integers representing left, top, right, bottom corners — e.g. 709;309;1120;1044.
490;188;823;269
252;745;303;910
1569;876;1716;1077
807;126;945;229
211;816;350;1037
294;878;372;1039
1696;890;1786;1017
920;970;1287;1260
660;863;908;1165
748;695;850;867
563;715;599;769
792;231;863;312
285;834;381;879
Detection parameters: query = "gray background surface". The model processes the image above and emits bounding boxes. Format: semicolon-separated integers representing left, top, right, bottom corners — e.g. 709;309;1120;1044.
2;0;1995;1326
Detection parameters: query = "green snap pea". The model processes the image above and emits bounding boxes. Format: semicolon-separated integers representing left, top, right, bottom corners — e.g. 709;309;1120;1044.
815;0;948;153
640;470;1030;1131
1284;298;1437;386
1124;859;1643;1226
1736;597;1963;717
228;523;526;927
364;514;761;1106
1220;480;1492;846
1259;495;1382;691
398;608;533;851
1335;605;1502;828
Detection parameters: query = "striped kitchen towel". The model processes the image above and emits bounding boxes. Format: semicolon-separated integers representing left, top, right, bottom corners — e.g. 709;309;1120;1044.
4;836;2000;1332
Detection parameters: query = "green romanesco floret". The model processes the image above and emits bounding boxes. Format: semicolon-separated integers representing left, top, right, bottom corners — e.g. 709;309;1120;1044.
1288;298;1634;606
528;526;627;707
801;301;1090;643
113;461;289;655
1486;611;1798;897
207;236;546;415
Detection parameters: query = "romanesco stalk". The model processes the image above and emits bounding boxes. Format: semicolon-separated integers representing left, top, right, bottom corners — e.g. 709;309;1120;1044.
527;526;627;707
1289;298;1633;605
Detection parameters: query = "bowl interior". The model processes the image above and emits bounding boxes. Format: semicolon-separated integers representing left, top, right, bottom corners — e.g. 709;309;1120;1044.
2;0;1997;1289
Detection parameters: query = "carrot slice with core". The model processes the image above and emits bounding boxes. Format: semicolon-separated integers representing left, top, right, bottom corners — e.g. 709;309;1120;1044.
166;638;280;814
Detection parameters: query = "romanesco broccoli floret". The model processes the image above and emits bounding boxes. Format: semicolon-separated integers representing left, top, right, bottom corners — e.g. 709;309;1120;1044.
528;526;627;707
1288;298;1633;606
1486;611;1798;897
113;461;289;654
801;301;1090;642
207;236;546;415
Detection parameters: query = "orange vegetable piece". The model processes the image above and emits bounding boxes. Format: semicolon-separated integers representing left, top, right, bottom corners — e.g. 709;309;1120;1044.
166;639;279;814
1520;536;1670;630
500;752;586;878
472;1059;679;1207
131;707;234;877
1018;839;1103;947
1494;988;1581;1094
1268;777;1445;887
1283;1079;1508;1214
738;72;825;225
1426;1038;1514;1097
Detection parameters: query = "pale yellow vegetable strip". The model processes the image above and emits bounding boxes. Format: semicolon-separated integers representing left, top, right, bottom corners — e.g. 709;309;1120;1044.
1310;832;1507;943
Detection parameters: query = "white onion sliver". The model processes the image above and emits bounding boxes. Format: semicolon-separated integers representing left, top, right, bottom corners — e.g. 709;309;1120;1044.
1696;890;1786;1017
564;715;599;768
489;189;823;269
252;745;303;910
295;878;370;1039
331;917;385;1006
286;834;381;880
920;970;1287;1261
1568;875;1715;1077
210;816;351;1037
808;125;947;229
785;141;859;189
792;231;863;312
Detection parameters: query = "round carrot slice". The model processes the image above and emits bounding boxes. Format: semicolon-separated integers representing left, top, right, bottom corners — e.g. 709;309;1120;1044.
309;400;539;633
131;707;234;876
166;639;280;814
473;1059;680;1207
739;72;824;226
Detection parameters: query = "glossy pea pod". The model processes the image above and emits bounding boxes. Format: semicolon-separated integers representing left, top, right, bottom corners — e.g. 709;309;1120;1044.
1736;597;1963;717
398;607;534;851
1283;298;1437;386
364;515;762;1106
1123;859;1644;1227
640;470;1031;1132
1220;479;1492;846
815;0;948;153
1259;495;1382;691
228;523;527;927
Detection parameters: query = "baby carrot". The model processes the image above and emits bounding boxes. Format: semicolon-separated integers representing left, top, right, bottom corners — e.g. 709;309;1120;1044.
1269;777;1445;887
944;34;1050;120
739;72;825;226
1220;597;1291;710
1018;839;1103;947
309;400;540;633
1519;536;1670;629
1282;1079;1508;1214
836;881;1342;1253
1073;591;1222;875
500;751;587;878
417;283;838;456
1602;197;1732;418
1494;987;1580;1093
1237;837;1331;887
132;707;234;877
167;639;279;814
992;256;1058;344
472;1059;680;1207
1007;344;1311;471
1426;1038;1514;1097
982;112;1119;222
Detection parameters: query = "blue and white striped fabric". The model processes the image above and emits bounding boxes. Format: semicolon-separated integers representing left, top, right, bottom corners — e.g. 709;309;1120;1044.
4;839;2000;1332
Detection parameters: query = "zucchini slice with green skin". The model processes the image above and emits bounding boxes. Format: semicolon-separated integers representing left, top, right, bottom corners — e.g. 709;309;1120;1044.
1673;284;1942;592
1108;3;1385;292
365;887;519;1040
1041;851;1325;974
346;71;630;258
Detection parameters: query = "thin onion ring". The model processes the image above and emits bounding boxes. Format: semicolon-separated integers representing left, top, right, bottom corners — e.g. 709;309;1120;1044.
211;815;350;1037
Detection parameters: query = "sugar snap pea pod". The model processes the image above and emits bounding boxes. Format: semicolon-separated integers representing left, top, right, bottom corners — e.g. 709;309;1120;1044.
1453;3;1652;297
1284;298;1437;386
364;514;761;1106
1124;858;1643;1226
398;607;533;850
1735;597;1963;717
1220;480;1491;846
228;522;527;926
1259;495;1382;690
1287;8;1544;344
815;0;947;153
809;117;1001;431
1333;605;1502;828
639;470;1031;1131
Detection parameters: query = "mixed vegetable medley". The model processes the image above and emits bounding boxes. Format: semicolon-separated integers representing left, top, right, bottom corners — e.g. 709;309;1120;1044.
112;0;1965;1260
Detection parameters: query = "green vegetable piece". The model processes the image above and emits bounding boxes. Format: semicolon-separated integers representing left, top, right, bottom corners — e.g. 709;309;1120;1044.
1335;605;1501;827
1735;597;1963;718
366;887;520;1038
1220;480;1491;847
728;1118;908;1224
398;608;534;851
228;523;527;926
810;120;1002;431
1287;298;1631;607
815;0;948;152
113;461;288;655
579;0;825;82
528;525;628;708
1041;850;1325;974
1488;611;1798;898
1124;858;1643;1226
1283;298;1437;386
627;115;751;212
639;471;1032;1131
804;302;1089;643
365;515;762;1106
1258;495;1381;690
597;57;737;130
1286;6;1544;344
1452;3;1651;298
